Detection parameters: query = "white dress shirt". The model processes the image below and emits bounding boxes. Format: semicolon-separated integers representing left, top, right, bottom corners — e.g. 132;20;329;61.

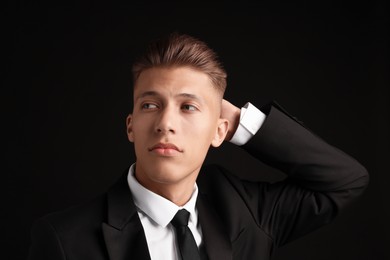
127;102;265;260
230;102;266;146
127;164;201;260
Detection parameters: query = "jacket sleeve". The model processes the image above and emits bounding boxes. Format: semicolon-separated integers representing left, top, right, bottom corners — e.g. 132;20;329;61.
27;217;66;260
238;102;369;247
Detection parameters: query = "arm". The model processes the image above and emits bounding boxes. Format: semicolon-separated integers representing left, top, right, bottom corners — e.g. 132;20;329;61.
27;218;66;260
221;100;369;246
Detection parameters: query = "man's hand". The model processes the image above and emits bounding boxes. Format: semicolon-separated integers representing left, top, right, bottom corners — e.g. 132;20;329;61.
221;99;241;141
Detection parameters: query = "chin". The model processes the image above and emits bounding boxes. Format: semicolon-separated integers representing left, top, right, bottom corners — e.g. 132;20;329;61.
147;162;199;185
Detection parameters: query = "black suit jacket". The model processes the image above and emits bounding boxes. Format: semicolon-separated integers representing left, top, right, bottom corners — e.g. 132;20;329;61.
28;104;369;260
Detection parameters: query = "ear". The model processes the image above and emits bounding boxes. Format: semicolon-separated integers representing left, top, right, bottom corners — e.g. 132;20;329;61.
211;118;229;147
126;114;134;142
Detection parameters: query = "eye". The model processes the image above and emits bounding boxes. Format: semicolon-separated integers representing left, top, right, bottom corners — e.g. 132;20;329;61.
141;103;158;110
181;104;197;111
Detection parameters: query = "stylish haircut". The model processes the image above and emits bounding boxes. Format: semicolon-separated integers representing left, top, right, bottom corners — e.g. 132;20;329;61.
132;33;227;96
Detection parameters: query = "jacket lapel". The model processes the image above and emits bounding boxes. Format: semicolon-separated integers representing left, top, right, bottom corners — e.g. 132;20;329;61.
102;170;232;260
102;173;151;260
197;194;232;260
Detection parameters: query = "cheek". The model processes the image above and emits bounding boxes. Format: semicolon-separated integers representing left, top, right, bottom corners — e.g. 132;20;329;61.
187;119;217;144
130;127;147;149
131;117;151;136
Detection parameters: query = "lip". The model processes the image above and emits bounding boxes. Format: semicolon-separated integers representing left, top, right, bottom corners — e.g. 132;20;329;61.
148;142;183;156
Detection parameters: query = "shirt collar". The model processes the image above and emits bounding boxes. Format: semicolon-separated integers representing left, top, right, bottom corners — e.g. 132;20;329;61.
127;163;199;228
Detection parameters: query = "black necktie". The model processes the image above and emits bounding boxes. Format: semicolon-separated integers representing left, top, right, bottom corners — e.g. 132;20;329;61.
171;209;201;260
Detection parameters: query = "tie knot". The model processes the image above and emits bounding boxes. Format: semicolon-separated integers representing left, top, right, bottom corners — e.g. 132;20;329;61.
171;209;190;227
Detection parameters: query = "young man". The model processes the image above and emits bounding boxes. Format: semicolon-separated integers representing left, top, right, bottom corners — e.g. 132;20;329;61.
28;33;369;260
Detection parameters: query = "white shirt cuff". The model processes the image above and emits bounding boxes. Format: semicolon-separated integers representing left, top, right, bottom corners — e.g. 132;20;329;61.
229;102;266;146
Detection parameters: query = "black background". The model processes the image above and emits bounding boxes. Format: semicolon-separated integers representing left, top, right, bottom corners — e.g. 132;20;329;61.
3;1;389;259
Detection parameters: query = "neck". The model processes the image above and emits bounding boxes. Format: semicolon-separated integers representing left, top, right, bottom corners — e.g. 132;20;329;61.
134;167;198;206
153;184;195;206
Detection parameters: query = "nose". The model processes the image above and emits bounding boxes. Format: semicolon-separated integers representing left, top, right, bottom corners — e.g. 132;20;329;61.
155;105;176;134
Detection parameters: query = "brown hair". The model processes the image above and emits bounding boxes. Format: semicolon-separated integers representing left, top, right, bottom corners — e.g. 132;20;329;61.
132;33;227;96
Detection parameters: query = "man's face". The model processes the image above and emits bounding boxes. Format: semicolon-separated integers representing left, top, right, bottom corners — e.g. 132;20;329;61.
126;67;227;192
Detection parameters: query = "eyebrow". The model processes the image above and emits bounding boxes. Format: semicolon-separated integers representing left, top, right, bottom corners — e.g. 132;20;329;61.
176;93;203;103
136;91;159;101
136;91;203;103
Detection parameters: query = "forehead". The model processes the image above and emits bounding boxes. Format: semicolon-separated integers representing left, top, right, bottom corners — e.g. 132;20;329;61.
133;67;218;98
